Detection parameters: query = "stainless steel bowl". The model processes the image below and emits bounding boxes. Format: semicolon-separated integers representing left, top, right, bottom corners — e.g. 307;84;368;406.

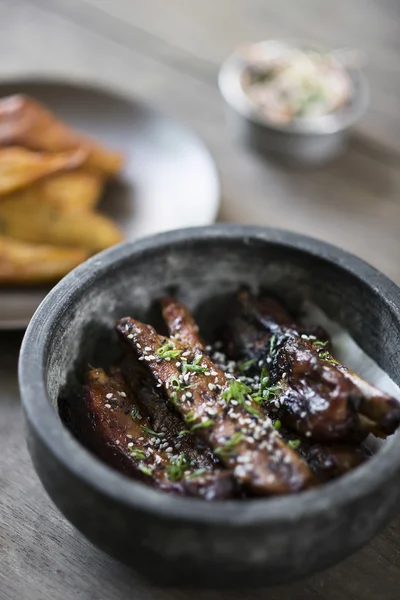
218;40;369;166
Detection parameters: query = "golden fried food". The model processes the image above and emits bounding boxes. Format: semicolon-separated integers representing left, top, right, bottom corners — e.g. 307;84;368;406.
0;192;124;252
0;146;86;196
0;235;89;284
0;95;124;175
38;169;105;213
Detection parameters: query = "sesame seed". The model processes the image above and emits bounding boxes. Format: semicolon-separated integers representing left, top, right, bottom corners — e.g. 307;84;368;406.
127;442;133;447
127;333;134;339
208;383;216;391
166;447;173;453
138;357;144;361
104;403;111;409
126;434;132;439
106;393;113;399
116;440;120;445
176;362;181;367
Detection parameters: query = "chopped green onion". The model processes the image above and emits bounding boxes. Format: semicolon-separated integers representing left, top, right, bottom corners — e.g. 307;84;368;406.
181;354;208;375
222;379;251;403
187;468;207;479
128;447;146;460
191;419;213;431
157;342;182;360
166;454;189;481
141;425;162;438
185;410;197;423
215;432;243;458
177;429;192;438
273;420;282;431
288;439;301;450
238;359;256;373
138;465;153;476
269;334;277;357
130;406;142;421
312;340;329;348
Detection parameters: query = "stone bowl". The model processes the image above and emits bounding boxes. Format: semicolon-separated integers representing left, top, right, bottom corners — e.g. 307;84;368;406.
18;225;400;588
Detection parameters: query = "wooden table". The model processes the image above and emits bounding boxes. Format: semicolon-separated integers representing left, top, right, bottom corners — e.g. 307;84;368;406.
1;1;400;598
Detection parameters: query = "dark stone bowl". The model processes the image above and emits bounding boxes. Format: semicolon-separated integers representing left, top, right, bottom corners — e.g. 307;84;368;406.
18;225;400;588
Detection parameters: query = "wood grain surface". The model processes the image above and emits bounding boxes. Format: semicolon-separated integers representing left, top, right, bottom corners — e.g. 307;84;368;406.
1;1;400;598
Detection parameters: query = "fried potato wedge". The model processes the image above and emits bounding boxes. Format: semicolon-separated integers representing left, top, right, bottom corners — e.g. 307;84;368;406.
39;169;105;212
0;193;124;252
0;95;124;176
0;235;88;284
0;146;86;196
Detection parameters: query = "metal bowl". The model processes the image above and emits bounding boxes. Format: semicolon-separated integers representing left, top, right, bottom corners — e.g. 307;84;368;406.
218;40;369;166
19;225;400;588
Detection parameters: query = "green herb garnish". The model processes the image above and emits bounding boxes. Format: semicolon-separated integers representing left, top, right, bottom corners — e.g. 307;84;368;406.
288;439;301;450
185;410;197;423
166;454;189;481
170;375;191;391
222;379;262;417
141;426;163;438
181;354;208;375
215;432;243;458
187;468;207;479
128;447;146;460
138;464;153;476
238;358;256;373
273;419;282;431
312;340;329;348
222;379;251;403
269;334;278;358
191;419;214;431
177;429;192;438
252;367;281;404
157;342;182;360
130;406;142;421
318;351;338;365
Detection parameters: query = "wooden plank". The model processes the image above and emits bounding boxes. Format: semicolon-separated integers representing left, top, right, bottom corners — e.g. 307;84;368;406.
3;0;400;284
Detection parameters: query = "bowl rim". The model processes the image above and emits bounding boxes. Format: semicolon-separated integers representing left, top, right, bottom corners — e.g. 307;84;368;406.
19;224;400;526
218;39;369;136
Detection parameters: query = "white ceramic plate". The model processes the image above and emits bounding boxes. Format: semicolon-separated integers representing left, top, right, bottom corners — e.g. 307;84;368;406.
0;79;220;328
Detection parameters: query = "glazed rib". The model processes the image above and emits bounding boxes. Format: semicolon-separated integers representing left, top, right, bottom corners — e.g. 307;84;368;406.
82;368;234;500
270;336;366;442
118;354;219;467
116;317;315;496
230;291;400;441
